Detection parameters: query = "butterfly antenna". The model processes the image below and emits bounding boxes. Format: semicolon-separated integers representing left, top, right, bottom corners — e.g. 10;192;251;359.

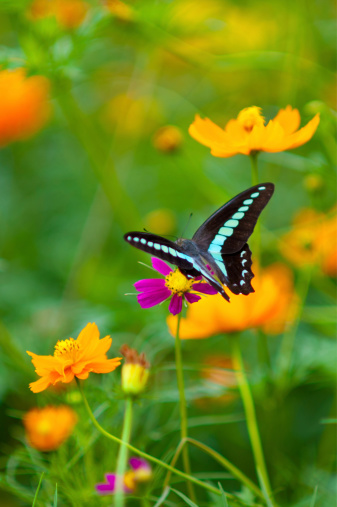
180;213;193;239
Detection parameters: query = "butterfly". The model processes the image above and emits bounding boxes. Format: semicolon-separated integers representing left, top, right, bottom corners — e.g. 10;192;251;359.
124;183;274;302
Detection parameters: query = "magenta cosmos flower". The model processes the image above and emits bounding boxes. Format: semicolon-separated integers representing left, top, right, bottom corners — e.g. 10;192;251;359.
134;257;218;315
95;457;151;495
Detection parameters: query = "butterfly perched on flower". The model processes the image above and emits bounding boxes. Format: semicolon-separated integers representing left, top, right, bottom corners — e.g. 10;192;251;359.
124;183;274;302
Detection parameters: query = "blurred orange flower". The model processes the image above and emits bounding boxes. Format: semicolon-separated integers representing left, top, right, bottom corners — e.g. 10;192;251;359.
152;125;183;153
27;323;122;393
196;355;238;407
189;106;320;158
30;0;88;29
201;355;237;387
279;209;337;276
104;0;135;22
0;68;50;147
23;405;77;451
167;263;298;338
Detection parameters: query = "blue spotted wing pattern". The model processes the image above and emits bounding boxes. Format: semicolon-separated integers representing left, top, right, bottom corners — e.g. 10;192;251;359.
124;183;274;301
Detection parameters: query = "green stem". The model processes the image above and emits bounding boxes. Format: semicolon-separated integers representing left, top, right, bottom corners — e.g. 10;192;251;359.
250;152;259;186
115;398;133;507
174;313;196;502
231;336;274;505
56;89;141;230
163;437;264;500
75;379;220;496
277;266;312;381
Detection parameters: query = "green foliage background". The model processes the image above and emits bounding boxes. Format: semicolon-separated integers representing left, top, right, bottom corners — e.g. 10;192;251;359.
0;0;335;506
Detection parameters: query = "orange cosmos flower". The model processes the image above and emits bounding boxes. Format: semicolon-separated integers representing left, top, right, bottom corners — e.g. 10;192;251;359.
23;405;77;451
189;105;320;157
30;0;88;29
279;208;337;276
167;263;298;338
27;323;122;393
0;68;50;147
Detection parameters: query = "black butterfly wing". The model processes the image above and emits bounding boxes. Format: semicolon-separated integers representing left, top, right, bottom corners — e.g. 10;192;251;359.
192;183;274;255
124;232;231;301
124;232;195;271
223;243;254;295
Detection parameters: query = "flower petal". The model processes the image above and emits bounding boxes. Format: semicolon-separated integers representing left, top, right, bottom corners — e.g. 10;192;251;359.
192;282;218;295
168;294;183;315
185;292;201;304
151;257;173;276
137;288;171;308
134;278;166;292
96;474;116;494
273;105;301;134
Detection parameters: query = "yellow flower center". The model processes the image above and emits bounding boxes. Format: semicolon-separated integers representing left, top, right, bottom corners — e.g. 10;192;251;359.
165;269;194;295
54;338;80;359
36;419;52;435
237;106;265;132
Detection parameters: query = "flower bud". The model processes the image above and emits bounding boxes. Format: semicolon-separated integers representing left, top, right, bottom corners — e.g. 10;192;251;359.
120;345;149;395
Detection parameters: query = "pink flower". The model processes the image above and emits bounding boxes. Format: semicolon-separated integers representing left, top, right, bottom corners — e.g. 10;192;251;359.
134;257;217;315
95;458;152;495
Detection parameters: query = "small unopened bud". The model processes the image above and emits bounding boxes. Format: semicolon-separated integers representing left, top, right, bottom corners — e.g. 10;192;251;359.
120;345;149;395
152;125;183;153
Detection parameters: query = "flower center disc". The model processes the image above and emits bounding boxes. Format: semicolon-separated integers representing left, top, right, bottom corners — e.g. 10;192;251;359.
54;338;80;360
237;106;265;132
165;269;194;295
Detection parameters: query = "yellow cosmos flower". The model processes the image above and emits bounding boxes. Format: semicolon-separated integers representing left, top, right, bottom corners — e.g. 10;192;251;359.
167;263;298;338
27;323;122;393
189;105;320;157
0;68;50;147
279;208;337;276
23;405;77;451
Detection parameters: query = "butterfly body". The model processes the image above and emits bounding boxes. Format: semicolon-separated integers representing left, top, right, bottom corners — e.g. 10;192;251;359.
124;183;274;302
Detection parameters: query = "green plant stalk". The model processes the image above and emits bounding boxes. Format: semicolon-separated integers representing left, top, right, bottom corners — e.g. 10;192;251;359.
163;437;264;500
115;398;133;507
174;313;196;502
56;90;141;230
75;379;221;497
277;266;312;380
231;336;274;505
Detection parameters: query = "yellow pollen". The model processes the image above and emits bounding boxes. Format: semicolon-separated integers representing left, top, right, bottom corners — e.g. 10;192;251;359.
165;269;194;295
54;338;80;358
237;106;265;132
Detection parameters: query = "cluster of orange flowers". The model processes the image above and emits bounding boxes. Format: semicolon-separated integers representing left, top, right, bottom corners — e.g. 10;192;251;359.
29;0;89;29
167;263;298;338
279;208;337;276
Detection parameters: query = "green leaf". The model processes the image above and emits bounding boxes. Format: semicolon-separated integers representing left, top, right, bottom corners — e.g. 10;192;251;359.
170;488;199;507
153;487;170;507
218;483;229;507
53;484;58;507
32;472;45;507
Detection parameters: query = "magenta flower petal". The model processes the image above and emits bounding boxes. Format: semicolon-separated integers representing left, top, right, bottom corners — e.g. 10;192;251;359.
134;278;166;292
192;282;218;295
137;288;171;308
168;293;183;315
185;292;201;304
151;257;173;276
96;474;116;494
129;457;150;471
